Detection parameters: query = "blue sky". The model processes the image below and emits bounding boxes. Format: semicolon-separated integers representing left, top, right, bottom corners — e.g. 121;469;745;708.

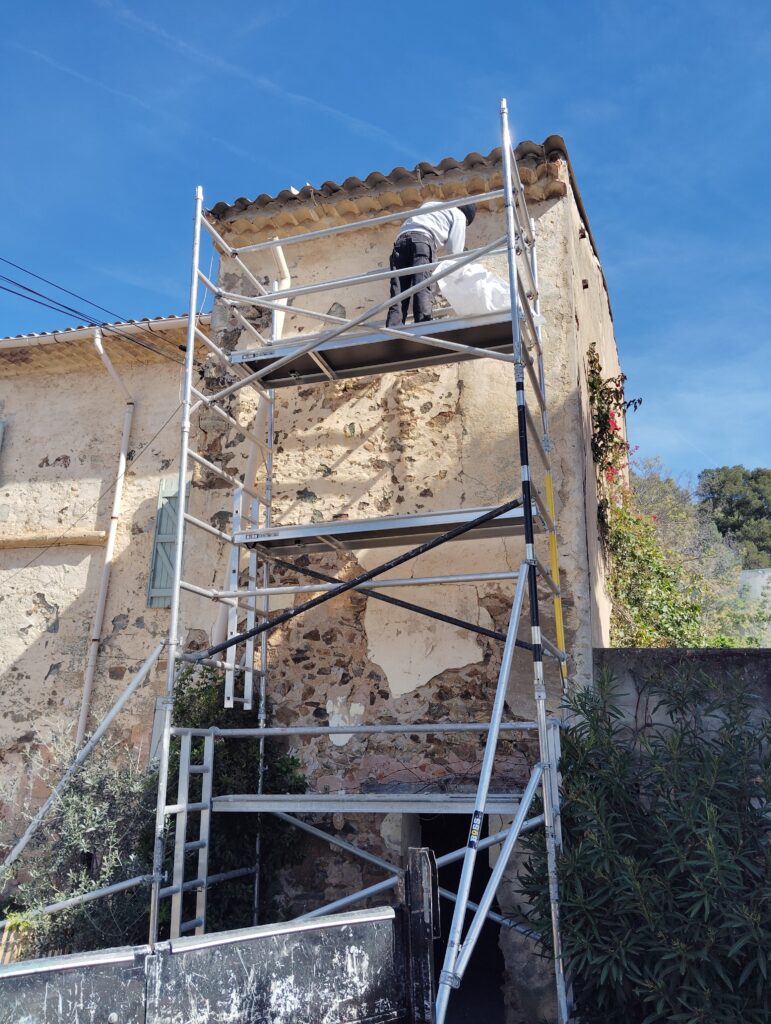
2;1;769;482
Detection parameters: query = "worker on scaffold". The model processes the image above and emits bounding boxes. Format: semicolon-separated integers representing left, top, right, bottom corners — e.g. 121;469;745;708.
385;202;477;328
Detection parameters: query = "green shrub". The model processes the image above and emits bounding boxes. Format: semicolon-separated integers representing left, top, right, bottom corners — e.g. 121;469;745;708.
168;666;306;934
1;736;156;957
1;667;306;956
518;671;770;1024
606;500;705;647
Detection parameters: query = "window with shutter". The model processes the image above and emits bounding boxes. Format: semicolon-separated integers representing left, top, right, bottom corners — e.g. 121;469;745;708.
147;475;187;608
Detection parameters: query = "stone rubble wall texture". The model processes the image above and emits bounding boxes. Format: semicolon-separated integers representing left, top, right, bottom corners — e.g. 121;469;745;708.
206;157;621;931
0;151;622;1023
0;346;183;819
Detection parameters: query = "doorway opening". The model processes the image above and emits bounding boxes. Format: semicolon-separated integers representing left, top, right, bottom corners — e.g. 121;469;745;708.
420;813;507;1023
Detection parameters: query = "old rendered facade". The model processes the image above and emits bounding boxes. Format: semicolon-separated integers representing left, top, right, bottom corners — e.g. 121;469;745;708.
0;138;622;1018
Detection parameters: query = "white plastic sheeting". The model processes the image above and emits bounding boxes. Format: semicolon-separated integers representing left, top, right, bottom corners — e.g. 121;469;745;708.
437;260;511;316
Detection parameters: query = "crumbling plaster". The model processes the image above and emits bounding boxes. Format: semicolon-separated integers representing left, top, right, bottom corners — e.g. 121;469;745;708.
0;148;622;1024
204;158;622;960
0;352;175;811
211;158;619;739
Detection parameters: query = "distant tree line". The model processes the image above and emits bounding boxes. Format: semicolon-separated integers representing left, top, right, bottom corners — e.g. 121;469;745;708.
628;460;769;646
696;466;771;569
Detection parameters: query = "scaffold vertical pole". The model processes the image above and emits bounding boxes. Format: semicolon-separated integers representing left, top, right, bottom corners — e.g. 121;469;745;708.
149;184;203;947
252;291;278;926
500;100;569;1023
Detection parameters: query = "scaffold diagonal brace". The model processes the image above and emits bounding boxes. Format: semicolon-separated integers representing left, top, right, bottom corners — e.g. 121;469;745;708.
184;497;523;664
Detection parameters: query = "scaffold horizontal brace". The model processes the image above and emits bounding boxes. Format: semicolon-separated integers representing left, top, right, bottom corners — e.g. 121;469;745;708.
170;720;554;738
212;792;524;815
186;499;525;663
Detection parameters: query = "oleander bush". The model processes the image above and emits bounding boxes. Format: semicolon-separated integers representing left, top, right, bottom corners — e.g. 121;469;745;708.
518;670;770;1024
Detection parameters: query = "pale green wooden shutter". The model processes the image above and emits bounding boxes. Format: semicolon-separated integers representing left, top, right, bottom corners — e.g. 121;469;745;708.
147;475;187;608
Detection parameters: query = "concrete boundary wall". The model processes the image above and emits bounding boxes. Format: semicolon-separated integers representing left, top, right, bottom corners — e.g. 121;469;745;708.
594;647;770;726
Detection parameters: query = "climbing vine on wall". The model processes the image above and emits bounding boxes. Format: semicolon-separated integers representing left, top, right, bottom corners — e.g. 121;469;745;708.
586;342;641;523
586;344;709;646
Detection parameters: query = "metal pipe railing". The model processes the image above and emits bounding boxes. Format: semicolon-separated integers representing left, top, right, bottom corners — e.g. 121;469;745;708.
149;185;203;950
189;389;269;451
202;235;508;402
213;569;521;599
187;450;267;503
435;568;528;1018
183;497;523;664
183;512;233;544
209;241;508;308
454;765;543;979
0;874;157;931
169;720;552;738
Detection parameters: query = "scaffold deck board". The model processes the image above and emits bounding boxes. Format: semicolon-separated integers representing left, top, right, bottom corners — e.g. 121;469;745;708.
229;312;513;387
212;792;523;815
233;503;534;553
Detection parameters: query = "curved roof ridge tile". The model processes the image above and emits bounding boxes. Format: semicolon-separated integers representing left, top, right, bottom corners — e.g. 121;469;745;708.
206;139;571;227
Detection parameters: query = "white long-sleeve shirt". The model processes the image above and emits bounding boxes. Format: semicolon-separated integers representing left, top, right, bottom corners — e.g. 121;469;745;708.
397;202;466;255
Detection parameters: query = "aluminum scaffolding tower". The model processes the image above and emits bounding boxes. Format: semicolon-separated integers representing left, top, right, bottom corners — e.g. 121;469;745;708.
149;99;570;1023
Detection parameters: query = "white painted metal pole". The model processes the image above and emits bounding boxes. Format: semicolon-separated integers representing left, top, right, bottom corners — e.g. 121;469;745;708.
75;330;135;747
271;242;291;341
149;185;203;947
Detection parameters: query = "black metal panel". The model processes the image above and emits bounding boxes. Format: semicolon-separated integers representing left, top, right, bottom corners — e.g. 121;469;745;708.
0;908;421;1024
405;849;438;1024
0;946;148;1024
231;315;513;388
150;909;408;1024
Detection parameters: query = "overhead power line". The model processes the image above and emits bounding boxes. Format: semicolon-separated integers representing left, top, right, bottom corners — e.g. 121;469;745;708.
0;255;240;581
0;255;135;325
0;256;199;365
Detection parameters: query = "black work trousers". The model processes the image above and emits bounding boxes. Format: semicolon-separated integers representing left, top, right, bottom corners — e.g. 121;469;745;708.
386;232;434;328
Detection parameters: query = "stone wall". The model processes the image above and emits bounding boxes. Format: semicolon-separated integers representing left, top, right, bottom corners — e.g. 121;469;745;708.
207;154;623;1019
594;647;771;725
0;337;182;820
209;154;620;783
0;323;287;830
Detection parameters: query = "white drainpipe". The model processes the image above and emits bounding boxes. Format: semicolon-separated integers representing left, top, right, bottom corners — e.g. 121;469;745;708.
75;329;135;747
271;239;290;341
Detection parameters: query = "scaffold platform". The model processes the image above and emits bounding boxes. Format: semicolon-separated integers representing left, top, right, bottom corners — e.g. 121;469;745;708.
233;503;536;552
229;311;514;387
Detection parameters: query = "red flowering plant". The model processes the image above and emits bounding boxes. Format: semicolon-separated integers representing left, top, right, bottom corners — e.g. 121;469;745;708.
586;342;641;542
